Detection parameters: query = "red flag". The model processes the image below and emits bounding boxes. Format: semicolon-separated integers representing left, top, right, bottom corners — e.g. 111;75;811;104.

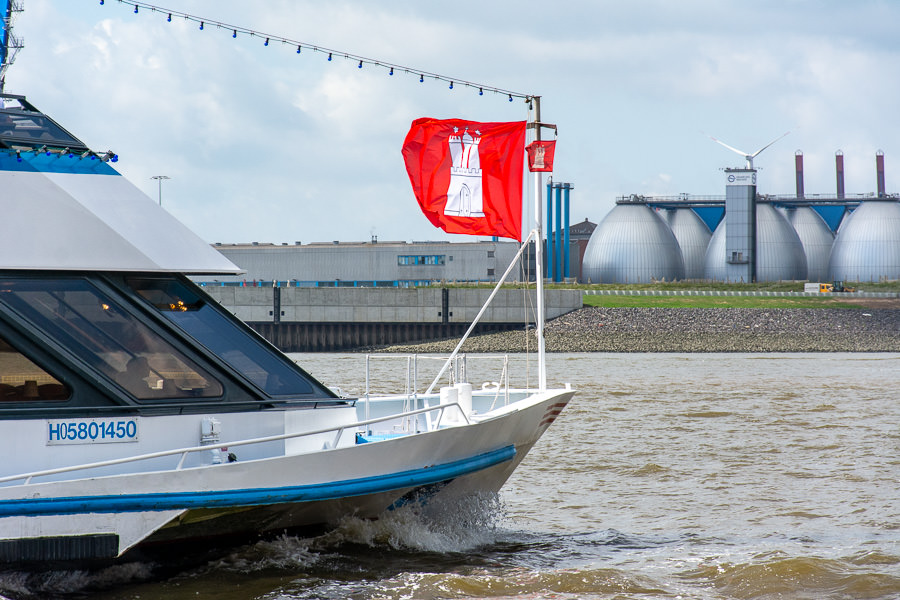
526;140;556;172
402;118;526;241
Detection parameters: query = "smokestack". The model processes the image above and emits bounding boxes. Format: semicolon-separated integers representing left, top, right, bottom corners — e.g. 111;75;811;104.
835;150;845;200
876;150;886;197
795;150;804;198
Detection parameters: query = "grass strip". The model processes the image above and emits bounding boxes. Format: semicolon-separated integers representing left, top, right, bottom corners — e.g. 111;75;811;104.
582;295;868;309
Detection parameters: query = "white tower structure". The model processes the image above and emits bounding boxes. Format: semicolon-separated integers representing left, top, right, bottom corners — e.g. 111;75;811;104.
708;132;789;282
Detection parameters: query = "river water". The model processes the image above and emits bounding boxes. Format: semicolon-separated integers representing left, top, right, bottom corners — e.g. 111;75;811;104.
2;352;898;600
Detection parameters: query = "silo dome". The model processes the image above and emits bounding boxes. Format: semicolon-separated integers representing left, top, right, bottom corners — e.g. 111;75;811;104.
582;204;685;283
663;208;711;279
704;203;807;282
783;206;834;282
828;200;900;282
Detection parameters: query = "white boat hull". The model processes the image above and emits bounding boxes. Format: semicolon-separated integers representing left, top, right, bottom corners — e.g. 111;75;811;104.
0;388;573;566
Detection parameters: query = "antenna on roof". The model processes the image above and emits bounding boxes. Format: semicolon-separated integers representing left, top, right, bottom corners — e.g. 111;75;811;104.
706;130;790;170
0;0;24;93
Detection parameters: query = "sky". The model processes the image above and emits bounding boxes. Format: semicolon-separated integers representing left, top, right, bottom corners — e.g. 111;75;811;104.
5;1;900;245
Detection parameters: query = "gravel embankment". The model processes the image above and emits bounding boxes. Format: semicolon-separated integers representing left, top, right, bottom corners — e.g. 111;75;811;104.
378;307;900;353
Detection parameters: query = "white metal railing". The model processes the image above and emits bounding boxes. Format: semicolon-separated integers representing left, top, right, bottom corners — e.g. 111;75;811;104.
0;400;471;487
363;353;511;432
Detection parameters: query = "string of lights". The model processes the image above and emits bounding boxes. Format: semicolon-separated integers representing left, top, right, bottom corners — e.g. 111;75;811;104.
98;0;534;103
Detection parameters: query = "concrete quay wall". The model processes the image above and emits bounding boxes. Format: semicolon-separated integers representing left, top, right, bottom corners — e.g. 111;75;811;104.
202;287;582;351
203;287;581;324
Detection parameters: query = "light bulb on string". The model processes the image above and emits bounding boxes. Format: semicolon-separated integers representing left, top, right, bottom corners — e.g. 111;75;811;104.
98;0;534;107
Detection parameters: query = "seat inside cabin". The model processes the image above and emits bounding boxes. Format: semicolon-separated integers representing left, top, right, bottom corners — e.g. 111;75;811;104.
0;336;70;401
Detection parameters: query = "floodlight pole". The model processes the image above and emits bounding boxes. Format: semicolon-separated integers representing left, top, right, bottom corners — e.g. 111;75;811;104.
151;175;171;206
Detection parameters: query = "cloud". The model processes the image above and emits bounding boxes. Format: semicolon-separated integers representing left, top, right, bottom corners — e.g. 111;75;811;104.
6;0;898;243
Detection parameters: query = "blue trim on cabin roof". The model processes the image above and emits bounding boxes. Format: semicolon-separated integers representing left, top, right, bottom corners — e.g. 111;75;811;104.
0;151;120;175
0;445;516;517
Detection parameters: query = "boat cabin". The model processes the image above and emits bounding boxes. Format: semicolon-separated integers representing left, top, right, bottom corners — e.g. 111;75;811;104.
0;272;342;418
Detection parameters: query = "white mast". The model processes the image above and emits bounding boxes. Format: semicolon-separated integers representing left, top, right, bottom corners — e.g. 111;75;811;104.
531;96;546;391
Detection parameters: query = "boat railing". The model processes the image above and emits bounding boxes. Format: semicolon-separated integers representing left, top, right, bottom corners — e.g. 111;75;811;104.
362;353;510;426
0;400;471;486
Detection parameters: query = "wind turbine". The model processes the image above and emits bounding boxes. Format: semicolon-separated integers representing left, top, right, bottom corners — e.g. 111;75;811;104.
707;131;790;170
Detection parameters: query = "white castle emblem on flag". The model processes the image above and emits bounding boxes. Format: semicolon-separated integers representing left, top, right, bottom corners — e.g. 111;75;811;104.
532;144;546;169
444;127;484;218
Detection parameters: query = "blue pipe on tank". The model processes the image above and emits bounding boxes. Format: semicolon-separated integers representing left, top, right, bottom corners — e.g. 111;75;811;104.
546;181;553;279
554;184;562;282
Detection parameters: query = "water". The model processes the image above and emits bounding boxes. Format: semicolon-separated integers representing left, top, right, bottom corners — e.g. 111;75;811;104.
2;353;898;600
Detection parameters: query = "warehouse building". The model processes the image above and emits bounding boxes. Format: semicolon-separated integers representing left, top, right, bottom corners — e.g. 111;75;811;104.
193;239;532;287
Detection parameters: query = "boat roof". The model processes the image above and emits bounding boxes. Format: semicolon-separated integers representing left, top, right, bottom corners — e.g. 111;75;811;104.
0;93;241;275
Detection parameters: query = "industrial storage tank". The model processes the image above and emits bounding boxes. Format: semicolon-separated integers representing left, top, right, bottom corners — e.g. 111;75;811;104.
782;206;834;282
663;208;712;279
828;200;900;282
704;203;807;282
582;204;685;283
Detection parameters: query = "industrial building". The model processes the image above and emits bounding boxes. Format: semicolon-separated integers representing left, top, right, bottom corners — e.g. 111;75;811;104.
582;151;900;283
193;239;532;287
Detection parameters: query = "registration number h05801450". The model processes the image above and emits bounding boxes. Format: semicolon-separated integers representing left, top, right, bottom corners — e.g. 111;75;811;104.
47;418;139;445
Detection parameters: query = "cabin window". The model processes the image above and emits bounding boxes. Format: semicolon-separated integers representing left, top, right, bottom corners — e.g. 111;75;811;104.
0;334;69;402
0;278;223;400
126;277;316;397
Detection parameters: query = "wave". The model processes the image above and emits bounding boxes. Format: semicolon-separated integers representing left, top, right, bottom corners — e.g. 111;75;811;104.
0;562;153;599
678;554;900;600
201;491;507;576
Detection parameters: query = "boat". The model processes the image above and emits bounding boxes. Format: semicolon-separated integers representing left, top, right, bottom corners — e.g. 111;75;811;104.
0;93;574;568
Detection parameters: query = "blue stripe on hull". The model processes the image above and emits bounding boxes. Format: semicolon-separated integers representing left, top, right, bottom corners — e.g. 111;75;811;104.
0;445;516;517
